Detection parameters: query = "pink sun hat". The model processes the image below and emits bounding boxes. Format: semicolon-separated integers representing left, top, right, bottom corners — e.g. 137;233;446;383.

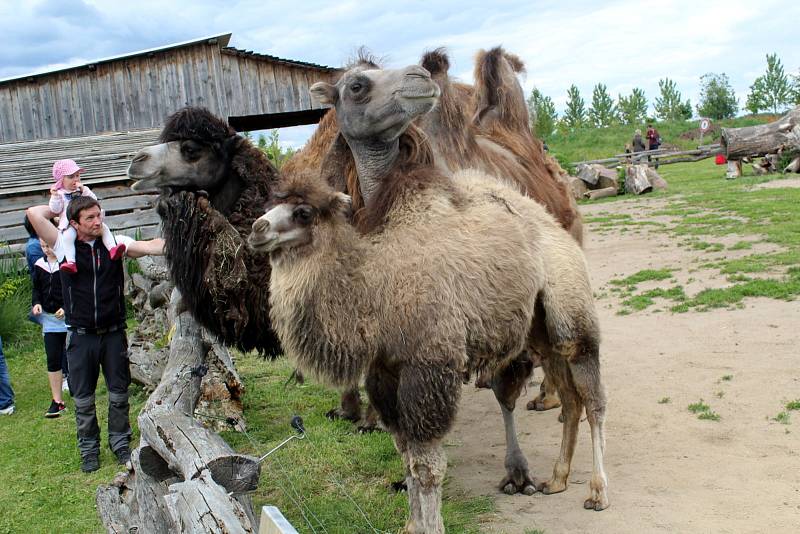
52;159;84;190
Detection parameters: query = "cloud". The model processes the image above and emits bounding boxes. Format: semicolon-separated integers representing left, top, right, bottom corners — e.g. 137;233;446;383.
2;0;798;143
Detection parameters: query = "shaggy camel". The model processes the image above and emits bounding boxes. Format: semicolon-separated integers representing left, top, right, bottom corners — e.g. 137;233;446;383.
283;47;570;423
250;63;608;532
128;107;282;356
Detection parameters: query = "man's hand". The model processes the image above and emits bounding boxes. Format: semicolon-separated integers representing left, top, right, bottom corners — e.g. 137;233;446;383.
54;308;65;320
32;304;42;315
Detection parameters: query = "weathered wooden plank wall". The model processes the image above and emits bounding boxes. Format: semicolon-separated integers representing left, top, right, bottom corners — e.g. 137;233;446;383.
0;42;336;143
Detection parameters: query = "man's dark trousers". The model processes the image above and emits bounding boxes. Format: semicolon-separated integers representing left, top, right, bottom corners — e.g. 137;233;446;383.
67;330;131;457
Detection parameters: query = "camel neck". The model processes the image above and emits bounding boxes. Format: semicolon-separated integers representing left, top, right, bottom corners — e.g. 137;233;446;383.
349;138;399;207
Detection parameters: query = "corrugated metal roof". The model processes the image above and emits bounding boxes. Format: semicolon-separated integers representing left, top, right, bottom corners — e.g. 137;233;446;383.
0;32;337;85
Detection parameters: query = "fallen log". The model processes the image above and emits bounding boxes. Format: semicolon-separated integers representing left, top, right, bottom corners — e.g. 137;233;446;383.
721;106;800;159
785;156;800;173
583;186;618;200
569;176;589;200
645;168;668;191
163;470;256;533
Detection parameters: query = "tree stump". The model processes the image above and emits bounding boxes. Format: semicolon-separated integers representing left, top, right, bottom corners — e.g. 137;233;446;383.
785;156;800;174
726;160;742;179
624;165;653;195
721;106;800;159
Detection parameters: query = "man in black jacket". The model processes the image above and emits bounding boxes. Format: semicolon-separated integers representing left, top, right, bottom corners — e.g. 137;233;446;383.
27;197;164;472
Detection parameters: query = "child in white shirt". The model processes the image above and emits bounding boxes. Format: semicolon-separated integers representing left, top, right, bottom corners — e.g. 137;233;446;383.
48;159;124;273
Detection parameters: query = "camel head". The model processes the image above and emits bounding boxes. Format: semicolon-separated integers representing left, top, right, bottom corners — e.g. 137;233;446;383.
248;175;351;255
128;107;239;193
310;64;440;144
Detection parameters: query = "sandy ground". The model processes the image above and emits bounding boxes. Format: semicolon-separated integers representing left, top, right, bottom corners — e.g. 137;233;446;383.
447;195;800;534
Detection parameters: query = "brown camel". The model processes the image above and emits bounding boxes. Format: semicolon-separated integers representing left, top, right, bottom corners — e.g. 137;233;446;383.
282;47;570;424
250;62;608;532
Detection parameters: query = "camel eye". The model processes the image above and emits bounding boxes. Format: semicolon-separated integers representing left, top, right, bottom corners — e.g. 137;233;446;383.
181;142;201;160
349;82;362;93
293;206;315;225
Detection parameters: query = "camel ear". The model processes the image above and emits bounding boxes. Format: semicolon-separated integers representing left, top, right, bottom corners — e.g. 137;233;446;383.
310;82;338;105
330;192;352;218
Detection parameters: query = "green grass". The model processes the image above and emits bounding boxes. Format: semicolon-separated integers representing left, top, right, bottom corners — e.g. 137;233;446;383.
785;400;800;411
609;269;674;288
222;357;493;533
688;400;720;421
772;412;791;425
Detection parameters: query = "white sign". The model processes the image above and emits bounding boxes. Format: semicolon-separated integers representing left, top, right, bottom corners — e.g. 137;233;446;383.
699;118;711;133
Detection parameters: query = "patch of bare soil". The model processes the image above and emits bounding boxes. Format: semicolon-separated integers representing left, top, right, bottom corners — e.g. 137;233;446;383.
447;195;800;534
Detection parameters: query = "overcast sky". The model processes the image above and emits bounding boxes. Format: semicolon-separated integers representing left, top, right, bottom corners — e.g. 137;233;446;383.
1;0;798;148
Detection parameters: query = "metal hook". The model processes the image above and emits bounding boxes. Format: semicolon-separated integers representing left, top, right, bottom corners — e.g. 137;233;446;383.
258;415;306;463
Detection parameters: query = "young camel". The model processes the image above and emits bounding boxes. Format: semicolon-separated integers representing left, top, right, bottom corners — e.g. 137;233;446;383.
250;63;608;532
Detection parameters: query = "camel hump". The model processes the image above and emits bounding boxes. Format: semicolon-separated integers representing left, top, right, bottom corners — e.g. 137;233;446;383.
472;47;528;132
420;47;450;77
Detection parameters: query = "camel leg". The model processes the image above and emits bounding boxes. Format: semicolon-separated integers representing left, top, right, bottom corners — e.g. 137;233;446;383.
392;435;423;531
326;386;361;422
569;350;609;511
492;353;537;495
526;371;562;412
536;357;582;496
358;402;387;433
406;440;446;534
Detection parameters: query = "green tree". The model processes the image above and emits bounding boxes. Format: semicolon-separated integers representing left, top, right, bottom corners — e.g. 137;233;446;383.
256;130;295;169
526;87;558;138
617;88;648;125
793;70;800;105
746;53;792;114
588;83;617;127
654;78;692;121
697;73;738;119
563;84;587;129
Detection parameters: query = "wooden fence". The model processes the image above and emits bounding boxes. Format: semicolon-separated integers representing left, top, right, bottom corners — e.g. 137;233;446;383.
571;143;721;168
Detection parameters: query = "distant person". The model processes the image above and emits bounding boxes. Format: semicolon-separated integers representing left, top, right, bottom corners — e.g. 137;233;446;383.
0;336;14;416
646;124;661;150
31;237;69;417
27;197;165;472
23;215;44;275
48;159;123;273
632;129;646;152
542;140;549;153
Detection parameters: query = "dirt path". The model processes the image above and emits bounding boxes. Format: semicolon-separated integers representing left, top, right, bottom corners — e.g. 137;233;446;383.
448;196;800;534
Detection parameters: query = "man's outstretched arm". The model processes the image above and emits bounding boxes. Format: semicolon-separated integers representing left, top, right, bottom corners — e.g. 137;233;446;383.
126;238;165;258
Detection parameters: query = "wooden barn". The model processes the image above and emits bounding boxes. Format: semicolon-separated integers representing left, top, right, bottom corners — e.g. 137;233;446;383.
0;32;338;258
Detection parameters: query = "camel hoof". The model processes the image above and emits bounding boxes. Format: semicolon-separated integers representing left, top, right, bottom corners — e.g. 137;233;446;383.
325;408;360;423
499;473;537;496
558;411;565;423
357;423;383;434
536;479;567;495
584;497;609;511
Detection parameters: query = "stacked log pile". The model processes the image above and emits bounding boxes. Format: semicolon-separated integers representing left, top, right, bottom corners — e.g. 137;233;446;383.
97;257;259;533
722;106;800;178
571;163;666;201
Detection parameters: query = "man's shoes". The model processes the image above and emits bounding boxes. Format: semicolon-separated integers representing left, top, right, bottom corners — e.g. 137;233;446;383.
59;261;77;274
81;454;100;473
45;400;67;418
114;446;131;465
109;244;126;261
0;405;14;415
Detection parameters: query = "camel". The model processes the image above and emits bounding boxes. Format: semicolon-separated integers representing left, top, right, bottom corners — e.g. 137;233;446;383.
283;47;571;423
128;107;282;356
250;62;608;532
